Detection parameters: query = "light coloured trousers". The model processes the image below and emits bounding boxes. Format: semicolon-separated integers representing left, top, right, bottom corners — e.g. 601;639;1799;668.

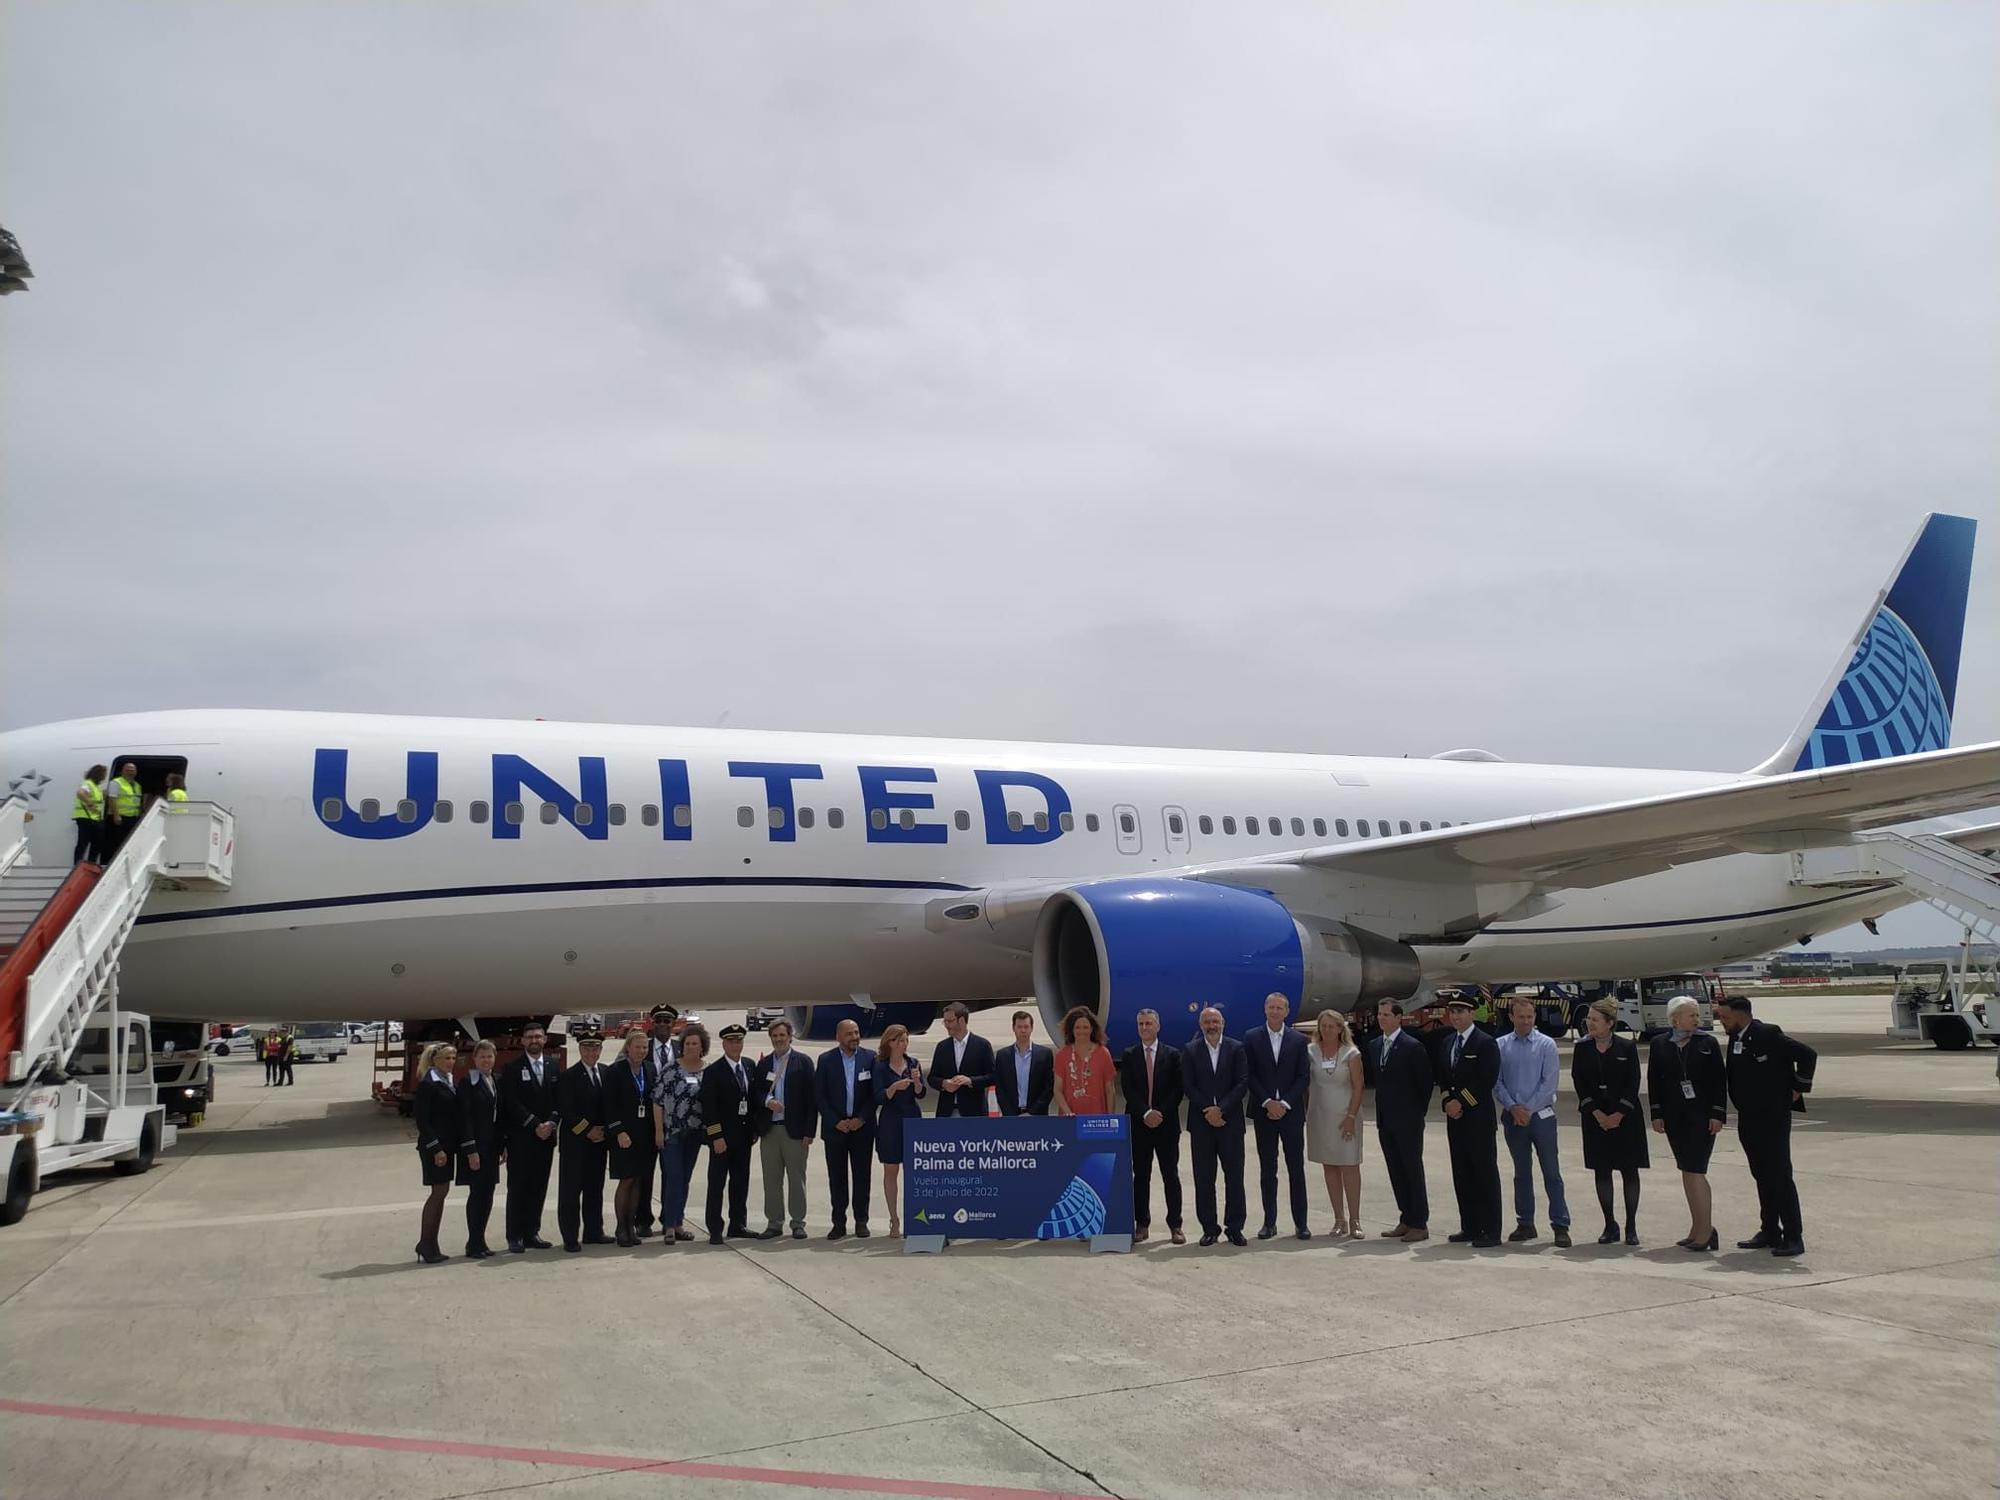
761;1129;810;1231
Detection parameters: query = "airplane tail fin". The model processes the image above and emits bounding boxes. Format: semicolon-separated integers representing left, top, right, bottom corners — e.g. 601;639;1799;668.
1752;512;1976;774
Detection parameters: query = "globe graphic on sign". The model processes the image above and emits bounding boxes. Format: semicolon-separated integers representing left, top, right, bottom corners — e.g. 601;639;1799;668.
1036;1174;1108;1240
1799;607;1950;769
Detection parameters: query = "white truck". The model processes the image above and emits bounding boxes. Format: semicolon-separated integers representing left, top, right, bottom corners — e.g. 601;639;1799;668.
1;1009;171;1226
289;1020;349;1063
1886;958;1997;1050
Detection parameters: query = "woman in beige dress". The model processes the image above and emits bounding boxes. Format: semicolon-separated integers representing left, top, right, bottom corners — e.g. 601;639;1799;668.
1305;1010;1366;1239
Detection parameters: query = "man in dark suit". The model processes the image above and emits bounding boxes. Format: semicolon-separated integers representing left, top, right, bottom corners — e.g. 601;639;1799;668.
1245;992;1313;1241
457;1039;503;1258
929;1001;997;1116
814;1017;876;1239
1182;1005;1249;1246
497;1022;561;1252
1373;999;1435;1243
700;1023;759;1244
1717;995;1817;1257
754;1017;816;1240
993;1010;1054;1116
1119;1007;1185;1244
555;1028;611;1251
635;1004;680;1238
1438;995;1503;1247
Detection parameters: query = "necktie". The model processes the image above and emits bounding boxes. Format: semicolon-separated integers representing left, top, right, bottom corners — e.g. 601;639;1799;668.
1452;1033;1463;1068
734;1062;746;1093
1144;1045;1155;1106
590;1065;598;1086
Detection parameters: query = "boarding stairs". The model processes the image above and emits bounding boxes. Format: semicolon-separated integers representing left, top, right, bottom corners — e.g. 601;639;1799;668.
0;799;235;1106
1791;829;2000;943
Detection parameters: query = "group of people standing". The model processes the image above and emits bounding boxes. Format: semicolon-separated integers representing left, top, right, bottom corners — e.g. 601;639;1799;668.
407;992;1817;1263
261;1029;299;1087
70;760;190;865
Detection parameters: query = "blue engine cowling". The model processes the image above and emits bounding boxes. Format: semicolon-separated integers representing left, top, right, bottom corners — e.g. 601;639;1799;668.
784;1002;940;1042
1032;877;1420;1051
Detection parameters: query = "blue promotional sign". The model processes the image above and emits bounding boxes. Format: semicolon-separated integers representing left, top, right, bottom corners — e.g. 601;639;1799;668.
903;1116;1133;1252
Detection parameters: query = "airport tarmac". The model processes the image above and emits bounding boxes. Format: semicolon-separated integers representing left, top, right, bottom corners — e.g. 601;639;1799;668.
1;994;1994;1500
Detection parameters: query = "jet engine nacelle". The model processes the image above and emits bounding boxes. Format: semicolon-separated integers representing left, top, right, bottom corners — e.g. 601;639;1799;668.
1032;877;1421;1051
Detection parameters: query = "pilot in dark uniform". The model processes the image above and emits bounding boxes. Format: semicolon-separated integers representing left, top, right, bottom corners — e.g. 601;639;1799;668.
634;1004;680;1238
701;1023;758;1244
555;1028;612;1251
497;1022;562;1252
1716;995;1817;1256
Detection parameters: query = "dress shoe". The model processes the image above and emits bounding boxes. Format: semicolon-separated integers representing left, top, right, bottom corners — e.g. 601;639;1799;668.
1507;1224;1538;1243
727;1227;756;1240
1771;1240;1805;1258
1597;1225;1621;1245
615;1229;638;1248
562;1241;582;1253
855;1225;871;1239
463;1247;492;1260
1380;1224;1410;1238
1225;1230;1247;1247
526;1236;553;1250
827;1226;848;1241
757;1227;783;1241
1737;1232;1776;1250
1398;1227;1429;1243
1471;1237;1502;1249
581;1234;612;1245
415;1245;447;1265
1133;1227;1150;1244
1256;1224;1277;1241
1553;1227;1572;1248
1295;1228;1312;1241
709;1232;725;1246
506;1240;526;1254
1683;1231;1719;1253
634;1225;656;1240
1624;1228;1640;1247
1199;1231;1219;1246
1170;1229;1187;1245
790;1226;807;1240
1447;1232;1472;1243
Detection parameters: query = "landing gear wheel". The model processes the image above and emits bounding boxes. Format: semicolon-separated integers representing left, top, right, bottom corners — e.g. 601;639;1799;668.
1932;1016;1973;1051
1;1144;34;1225
115;1118;159;1175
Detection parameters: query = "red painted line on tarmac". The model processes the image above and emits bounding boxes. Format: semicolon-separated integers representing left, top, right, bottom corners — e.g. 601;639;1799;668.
0;1397;1106;1500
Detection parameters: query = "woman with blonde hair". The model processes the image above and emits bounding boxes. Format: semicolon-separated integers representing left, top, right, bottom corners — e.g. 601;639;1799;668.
412;1040;460;1264
1305;1009;1366;1239
874;1023;926;1237
605;1028;659;1246
1053;1006;1115;1116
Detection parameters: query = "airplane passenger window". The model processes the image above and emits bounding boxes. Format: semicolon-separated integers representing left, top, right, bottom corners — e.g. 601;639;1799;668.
1290;817;1304;836
768;806;786;829
1168;813;1183;835
470;801;489;824
1420;820;1432;831
642;804;662;827
541;802;561;825
1377;820;1390;837
1356;821;1369;838
1440;820;1451;828
607;804;626;826
670;804;689;827
799;807;815;829
435;801;453;824
1085;813;1100;832
1269;816;1281;834
505;802;526;825
737;806;755;828
1222;816;1236;834
358;798;380;823
319;797;342;822
575;803;595;827
1059;811;1074;832
954;810;971;831
1198;815;1213;834
1033;811;1049;832
1312;818;1326;837
1335;819;1348;836
1399;820;1412;835
1246;816;1260;835
396;800;418;823
1118;811;1136;835
898;809;917;830
1008;811;1023;832
870;808;888;830
827;807;845;829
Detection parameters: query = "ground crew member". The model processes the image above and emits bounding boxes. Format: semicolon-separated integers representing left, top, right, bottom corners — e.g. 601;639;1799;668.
279;1028;298;1085
701;1023;757;1243
72;764;107;864
1717;995;1816;1257
262;1030;284;1086
102;761;143;860
163;772;190;807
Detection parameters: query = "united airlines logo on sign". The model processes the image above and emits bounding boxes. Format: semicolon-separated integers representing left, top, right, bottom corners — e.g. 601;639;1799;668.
1794;607;1952;770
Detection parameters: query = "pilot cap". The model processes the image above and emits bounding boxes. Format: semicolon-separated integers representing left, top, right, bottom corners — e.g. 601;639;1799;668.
1441;995;1477;1011
718;1024;748;1041
648;1004;680;1023
572;1027;604;1044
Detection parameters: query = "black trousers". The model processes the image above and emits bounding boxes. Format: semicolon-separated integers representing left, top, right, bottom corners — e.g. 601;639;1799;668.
634;1146;664;1232
504;1136;554;1242
1132;1123;1183;1230
822;1128;874;1229
1446;1111;1503;1240
1378;1116;1429;1227
557;1138;607;1244
280;1057;295;1085
1740;1111;1802;1241
705;1131;753;1234
73;818;102;864
99;818;132;862
1188;1117;1245;1235
1253;1110;1309;1231
464;1171;498;1251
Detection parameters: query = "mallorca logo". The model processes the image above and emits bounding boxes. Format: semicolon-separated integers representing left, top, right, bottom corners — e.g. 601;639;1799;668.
952;1208;970;1224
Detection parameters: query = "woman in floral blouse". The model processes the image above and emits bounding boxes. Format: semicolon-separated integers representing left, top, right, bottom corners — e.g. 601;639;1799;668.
651;1023;708;1248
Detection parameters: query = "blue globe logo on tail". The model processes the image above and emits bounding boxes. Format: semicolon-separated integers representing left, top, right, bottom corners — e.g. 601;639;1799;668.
1795;606;1951;770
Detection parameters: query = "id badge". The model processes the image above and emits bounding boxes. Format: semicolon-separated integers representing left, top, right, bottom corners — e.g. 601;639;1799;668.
1681;1080;1696;1100
737;1099;748;1117
636;1102;648;1119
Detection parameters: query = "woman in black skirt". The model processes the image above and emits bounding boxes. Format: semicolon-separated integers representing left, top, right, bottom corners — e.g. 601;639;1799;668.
1648;996;1728;1251
1572;1000;1648;1246
412;1041;460;1264
604;1030;658;1246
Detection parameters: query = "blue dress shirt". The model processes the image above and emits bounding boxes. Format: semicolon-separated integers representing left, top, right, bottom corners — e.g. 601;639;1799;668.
1493;1028;1560;1115
840;1048;858;1115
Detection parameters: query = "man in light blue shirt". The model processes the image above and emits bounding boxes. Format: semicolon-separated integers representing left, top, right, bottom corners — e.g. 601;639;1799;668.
1493;998;1571;1247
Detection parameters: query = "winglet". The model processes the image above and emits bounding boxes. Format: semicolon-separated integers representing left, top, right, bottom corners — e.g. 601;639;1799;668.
1752;513;1977;774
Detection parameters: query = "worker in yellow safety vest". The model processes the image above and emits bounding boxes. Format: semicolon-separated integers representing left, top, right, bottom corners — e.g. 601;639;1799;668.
163;772;191;809
72;763;108;864
102;760;144;861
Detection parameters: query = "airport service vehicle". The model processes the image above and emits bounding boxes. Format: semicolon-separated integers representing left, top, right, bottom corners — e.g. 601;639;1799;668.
0;1010;171;1226
0;515;1997;1057
204;1023;259;1057
1885;955;1997;1050
289;1021;348;1063
150;1020;215;1124
1614;974;1718;1039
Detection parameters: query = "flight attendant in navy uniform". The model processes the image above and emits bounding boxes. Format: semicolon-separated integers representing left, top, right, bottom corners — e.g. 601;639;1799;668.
604;1030;659;1246
456;1039;504;1259
411;1041;460;1265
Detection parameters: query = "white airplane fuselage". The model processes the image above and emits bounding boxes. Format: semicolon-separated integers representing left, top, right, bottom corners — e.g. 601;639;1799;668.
0;710;1903;1024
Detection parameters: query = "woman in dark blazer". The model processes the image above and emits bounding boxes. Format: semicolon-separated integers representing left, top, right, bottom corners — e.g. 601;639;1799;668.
412;1041;460;1264
456;1039;503;1259
1571;1000;1648;1246
604;1030;659;1246
1648;997;1728;1251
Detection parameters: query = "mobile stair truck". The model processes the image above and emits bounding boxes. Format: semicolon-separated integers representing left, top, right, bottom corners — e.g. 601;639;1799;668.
0;796;236;1225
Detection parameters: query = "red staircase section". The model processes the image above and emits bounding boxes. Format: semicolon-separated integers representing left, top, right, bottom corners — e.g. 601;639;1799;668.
0;863;103;1072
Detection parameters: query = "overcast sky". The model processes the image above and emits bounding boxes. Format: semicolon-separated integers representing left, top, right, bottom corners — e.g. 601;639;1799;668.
3;2;1995;949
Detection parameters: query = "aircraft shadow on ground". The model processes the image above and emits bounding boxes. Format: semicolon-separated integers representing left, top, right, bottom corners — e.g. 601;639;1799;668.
1797;1094;1999;1137
188;1100;406;1157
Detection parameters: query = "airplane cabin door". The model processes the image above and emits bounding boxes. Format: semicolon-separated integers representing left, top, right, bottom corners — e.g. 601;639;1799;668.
1113;803;1143;855
1162;804;1191;858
